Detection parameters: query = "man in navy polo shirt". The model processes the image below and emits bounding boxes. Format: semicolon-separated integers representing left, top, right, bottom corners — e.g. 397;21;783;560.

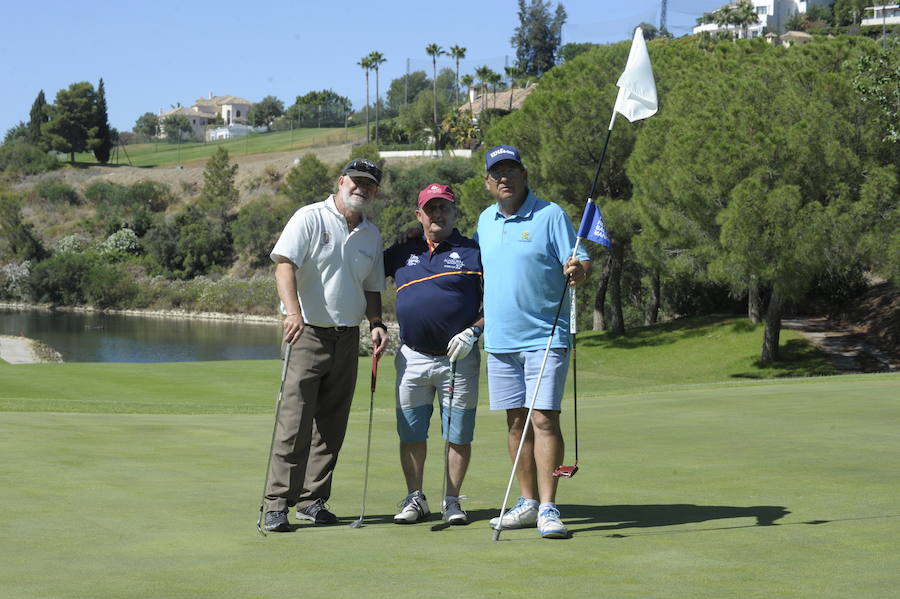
475;145;590;539
384;183;483;526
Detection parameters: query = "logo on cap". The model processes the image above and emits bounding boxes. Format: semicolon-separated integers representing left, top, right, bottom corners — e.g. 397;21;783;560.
489;148;516;159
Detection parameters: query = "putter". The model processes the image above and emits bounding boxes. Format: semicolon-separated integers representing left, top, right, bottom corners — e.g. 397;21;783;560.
350;352;379;528
553;288;579;479
257;343;293;537
431;360;457;532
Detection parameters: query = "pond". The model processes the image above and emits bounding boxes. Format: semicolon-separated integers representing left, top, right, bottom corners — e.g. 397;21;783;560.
0;308;282;363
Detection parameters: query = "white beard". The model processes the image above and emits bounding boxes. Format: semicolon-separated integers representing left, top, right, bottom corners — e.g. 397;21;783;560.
341;189;368;214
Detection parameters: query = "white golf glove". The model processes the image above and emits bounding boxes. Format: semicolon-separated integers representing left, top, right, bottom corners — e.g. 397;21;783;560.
447;326;480;363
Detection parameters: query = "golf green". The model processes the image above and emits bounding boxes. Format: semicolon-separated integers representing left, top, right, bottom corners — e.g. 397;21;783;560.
1;371;898;598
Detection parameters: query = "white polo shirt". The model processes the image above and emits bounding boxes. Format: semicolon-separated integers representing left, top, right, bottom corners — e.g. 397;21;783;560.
271;195;385;327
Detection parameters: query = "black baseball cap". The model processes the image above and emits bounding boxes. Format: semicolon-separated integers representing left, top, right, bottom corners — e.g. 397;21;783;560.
342;158;383;185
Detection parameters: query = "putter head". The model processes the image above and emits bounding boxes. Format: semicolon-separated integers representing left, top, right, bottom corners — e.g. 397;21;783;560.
256;509;267;537
552;464;579;478
349;518;363;528
492;527;501;542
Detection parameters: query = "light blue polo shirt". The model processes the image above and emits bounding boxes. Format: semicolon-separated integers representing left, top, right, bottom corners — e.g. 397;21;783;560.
474;191;589;353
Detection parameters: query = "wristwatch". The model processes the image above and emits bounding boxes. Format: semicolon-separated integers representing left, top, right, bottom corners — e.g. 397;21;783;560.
369;320;388;333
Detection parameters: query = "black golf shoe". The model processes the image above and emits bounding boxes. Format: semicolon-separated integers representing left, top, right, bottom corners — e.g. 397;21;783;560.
264;510;291;532
296;499;339;525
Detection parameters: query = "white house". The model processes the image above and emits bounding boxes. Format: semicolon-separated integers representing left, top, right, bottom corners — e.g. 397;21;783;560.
157;106;216;140
861;4;900;26
693;0;832;37
156;93;255;141
205;123;266;141
192;93;253;126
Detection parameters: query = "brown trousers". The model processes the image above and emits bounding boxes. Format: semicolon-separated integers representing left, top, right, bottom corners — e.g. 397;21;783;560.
264;325;360;512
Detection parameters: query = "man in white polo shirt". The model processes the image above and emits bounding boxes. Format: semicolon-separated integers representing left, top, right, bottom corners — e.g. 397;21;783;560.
262;158;389;533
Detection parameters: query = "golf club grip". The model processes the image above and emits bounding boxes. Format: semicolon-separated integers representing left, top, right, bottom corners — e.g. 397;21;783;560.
371;353;379;392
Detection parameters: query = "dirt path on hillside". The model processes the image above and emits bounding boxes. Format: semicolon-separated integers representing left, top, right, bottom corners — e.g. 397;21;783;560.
783;317;899;373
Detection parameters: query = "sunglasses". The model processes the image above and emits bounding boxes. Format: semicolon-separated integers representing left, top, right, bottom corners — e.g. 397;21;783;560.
344;159;383;184
487;165;523;182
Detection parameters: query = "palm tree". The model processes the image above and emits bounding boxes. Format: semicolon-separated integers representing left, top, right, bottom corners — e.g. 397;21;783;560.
504;66;524;110
449;45;467;106
730;0;759;39
425;43;444;131
475;65;492;113
460;74;475;107
367;51;386;145
487;69;502;109
358;56;373;143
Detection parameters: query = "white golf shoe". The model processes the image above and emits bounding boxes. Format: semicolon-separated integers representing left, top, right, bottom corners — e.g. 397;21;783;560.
489;496;539;529
442;496;469;525
537;505;569;539
394;490;430;524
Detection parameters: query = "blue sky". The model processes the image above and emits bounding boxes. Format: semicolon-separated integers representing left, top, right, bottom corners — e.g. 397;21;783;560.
1;0;719;136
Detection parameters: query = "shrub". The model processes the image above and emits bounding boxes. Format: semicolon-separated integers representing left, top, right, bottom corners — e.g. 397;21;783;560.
231;196;293;266
34;180;79;204
99;228;141;256
0;140;59;177
27;250;137;307
54;233;92;254
0;260;31;299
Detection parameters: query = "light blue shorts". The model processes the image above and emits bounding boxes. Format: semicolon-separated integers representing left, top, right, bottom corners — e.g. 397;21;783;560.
395;345;479;445
487;348;569;412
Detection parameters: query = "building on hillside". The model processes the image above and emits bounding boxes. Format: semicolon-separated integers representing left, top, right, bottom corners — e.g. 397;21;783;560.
693;0;832;38
766;29;814;46
157;92;254;141
205;123;266;141
157;106;216;141
192;93;253;126
457;83;537;118
861;4;900;26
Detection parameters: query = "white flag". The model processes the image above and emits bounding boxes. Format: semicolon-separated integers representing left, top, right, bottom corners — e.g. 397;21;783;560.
613;27;658;122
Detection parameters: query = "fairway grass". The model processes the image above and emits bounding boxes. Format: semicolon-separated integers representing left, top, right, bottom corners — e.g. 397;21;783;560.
1;375;898;598
2;317;898;597
70;126;366;167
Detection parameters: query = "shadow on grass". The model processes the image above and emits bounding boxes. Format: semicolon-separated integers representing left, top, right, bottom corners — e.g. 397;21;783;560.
579;315;741;351
556;503;790;537
731;339;836;379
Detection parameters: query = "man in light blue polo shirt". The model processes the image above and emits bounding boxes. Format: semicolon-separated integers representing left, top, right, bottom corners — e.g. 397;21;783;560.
475;145;590;539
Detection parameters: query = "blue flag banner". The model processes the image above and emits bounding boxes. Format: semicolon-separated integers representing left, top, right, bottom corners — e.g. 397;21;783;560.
577;201;612;248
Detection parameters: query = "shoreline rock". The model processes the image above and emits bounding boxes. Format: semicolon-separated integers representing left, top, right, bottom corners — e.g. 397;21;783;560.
0;301;281;324
0;334;63;364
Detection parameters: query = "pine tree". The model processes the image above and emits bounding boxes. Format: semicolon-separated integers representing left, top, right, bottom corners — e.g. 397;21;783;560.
93;78;113;163
199;147;239;221
28;90;48;146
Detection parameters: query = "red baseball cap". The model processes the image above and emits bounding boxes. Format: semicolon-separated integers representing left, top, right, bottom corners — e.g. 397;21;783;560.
417;183;456;209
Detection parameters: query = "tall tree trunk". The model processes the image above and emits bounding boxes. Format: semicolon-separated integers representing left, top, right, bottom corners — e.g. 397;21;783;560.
645;271;660;325
364;72;370;144
609;244;625;334
748;275;761;323
374;70;380;145
593;254;612;330
760;288;783;363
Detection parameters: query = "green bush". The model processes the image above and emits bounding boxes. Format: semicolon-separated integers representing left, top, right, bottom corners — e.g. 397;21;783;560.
0;140;59;177
34;180;79;204
231;196;293;266
27;250;137;307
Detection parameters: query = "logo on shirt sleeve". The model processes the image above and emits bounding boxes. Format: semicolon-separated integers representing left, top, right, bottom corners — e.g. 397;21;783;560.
406;254;420;267
322;232;332;246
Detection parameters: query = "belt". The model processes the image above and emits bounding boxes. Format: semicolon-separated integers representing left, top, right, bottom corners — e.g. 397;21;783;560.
305;323;357;333
407;345;447;357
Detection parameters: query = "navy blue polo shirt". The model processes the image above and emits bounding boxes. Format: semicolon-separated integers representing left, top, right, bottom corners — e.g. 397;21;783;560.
384;229;483;354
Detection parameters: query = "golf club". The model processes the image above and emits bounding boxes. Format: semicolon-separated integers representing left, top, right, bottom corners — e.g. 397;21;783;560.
553;289;579;479
257;342;293;537
493;276;571;541
431;359;457;532
350;352;379;528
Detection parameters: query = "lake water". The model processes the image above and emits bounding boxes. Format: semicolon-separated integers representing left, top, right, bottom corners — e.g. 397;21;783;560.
0;308;282;363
